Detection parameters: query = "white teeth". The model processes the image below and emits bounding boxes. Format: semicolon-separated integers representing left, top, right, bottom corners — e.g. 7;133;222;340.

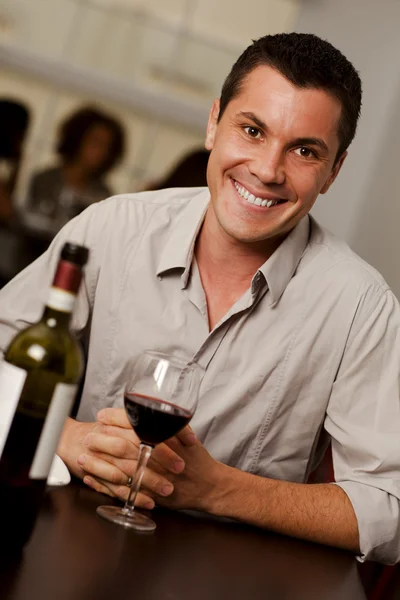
234;180;281;208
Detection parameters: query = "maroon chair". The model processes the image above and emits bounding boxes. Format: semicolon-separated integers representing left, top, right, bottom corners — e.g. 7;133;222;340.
308;443;399;600
368;565;399;600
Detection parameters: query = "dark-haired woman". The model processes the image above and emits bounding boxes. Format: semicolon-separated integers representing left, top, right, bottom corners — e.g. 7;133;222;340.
26;106;125;227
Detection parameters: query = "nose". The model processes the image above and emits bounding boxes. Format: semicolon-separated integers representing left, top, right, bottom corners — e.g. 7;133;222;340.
248;143;286;186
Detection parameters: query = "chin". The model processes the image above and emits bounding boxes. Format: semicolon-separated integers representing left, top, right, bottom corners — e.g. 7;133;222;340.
223;225;271;245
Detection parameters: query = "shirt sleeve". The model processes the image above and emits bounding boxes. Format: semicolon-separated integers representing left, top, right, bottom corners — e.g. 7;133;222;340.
324;284;400;564
0;201;106;356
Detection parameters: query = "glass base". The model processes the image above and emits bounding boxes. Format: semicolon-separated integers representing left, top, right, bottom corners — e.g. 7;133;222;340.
96;505;156;532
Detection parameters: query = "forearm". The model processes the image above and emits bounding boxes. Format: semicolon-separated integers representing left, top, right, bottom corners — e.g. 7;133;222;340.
208;464;360;553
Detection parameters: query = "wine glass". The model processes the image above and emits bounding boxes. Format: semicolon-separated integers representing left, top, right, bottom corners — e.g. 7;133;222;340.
96;351;201;532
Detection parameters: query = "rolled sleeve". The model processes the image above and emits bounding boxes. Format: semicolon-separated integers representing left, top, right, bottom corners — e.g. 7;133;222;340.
325;285;400;563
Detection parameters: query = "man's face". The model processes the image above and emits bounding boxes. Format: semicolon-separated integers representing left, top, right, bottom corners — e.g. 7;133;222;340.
205;66;346;245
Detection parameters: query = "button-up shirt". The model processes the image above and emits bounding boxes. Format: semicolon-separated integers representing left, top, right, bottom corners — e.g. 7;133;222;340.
1;187;399;563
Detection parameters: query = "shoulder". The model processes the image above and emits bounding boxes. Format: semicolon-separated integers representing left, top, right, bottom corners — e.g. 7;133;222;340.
70;186;208;255
29;167;63;198
31;166;62;184
306;216;390;296
89;186;209;223
104;186;208;207
299;218;400;344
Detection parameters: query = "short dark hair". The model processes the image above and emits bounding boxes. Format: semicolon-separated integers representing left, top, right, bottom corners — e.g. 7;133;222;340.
56;106;125;175
219;33;362;159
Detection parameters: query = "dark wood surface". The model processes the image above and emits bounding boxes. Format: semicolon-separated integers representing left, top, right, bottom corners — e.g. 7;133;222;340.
0;481;367;600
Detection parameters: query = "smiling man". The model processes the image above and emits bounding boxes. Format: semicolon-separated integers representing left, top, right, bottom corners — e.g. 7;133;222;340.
0;33;399;564
205;67;344;248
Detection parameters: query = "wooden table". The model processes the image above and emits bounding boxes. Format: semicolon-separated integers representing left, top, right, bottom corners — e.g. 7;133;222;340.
0;482;367;600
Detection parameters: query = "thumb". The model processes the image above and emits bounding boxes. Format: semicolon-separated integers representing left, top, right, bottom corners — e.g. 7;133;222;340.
97;407;131;429
176;425;198;447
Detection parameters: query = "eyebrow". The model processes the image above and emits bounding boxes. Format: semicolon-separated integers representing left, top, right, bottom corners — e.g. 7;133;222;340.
238;111;330;154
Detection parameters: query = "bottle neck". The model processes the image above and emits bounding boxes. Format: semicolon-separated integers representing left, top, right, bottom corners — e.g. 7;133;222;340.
41;305;72;329
41;259;82;328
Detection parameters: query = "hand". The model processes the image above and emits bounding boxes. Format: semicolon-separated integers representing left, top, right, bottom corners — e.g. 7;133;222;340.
151;432;226;513
67;408;186;509
58;416;139;485
57;417;99;479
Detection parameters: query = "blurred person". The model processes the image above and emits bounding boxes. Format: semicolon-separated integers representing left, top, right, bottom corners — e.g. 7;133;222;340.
145;148;209;190
1;33;400;565
0;99;30;222
26;106;125;226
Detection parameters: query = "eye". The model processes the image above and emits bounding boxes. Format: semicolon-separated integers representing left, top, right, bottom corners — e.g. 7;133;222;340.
244;126;262;139
294;147;317;159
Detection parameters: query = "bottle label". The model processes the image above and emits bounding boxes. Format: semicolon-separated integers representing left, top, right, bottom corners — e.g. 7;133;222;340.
0;361;27;458
29;382;77;479
47;287;76;312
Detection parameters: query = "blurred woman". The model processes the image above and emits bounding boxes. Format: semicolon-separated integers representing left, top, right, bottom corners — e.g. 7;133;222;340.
145;148;209;191
27;106;125;225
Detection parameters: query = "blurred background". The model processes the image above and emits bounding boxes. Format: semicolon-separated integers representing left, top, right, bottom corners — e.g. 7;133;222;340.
1;0;400;298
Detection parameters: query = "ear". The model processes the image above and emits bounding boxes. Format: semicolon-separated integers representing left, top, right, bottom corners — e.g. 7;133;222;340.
320;151;348;194
205;99;220;151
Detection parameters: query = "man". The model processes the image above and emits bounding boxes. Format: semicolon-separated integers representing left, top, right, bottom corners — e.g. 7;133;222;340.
0;33;399;564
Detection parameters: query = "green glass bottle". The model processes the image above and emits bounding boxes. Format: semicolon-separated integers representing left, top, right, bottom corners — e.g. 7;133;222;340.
0;242;89;551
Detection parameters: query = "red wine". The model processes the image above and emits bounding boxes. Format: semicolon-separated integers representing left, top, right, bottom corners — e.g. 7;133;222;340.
124;393;192;446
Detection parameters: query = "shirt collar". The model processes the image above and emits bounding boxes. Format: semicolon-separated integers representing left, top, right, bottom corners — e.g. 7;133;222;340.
258;216;310;306
156;188;310;301
156;188;210;287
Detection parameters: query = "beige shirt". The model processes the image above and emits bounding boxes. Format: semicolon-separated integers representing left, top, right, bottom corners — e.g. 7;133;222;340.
1;187;399;563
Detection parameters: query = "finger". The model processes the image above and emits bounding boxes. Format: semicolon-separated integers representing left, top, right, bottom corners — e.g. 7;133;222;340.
133;491;156;510
166;435;187;455
140;467;175;498
97;407;131;429
84;432;139;460
77;452;128;485
83;475;118;498
81;446;137;475
79;451;173;499
175;425;197;447
83;476;155;509
94;423;140;445
150;443;185;474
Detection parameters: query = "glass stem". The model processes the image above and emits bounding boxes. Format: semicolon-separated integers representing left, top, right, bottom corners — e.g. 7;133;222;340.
122;444;152;516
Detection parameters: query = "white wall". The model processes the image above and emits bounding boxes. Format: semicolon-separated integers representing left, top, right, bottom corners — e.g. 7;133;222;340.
295;0;400;297
0;0;300;201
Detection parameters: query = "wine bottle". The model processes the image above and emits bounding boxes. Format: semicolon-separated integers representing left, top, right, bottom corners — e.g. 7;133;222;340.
0;242;89;551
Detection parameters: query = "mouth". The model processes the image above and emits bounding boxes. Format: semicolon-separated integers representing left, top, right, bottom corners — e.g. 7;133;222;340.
232;179;289;209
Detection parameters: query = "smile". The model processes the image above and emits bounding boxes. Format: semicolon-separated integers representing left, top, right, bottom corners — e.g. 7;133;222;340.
233;180;287;208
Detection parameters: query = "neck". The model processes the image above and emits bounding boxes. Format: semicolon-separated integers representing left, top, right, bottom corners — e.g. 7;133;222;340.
63;163;92;190
41;305;72;329
195;206;286;286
